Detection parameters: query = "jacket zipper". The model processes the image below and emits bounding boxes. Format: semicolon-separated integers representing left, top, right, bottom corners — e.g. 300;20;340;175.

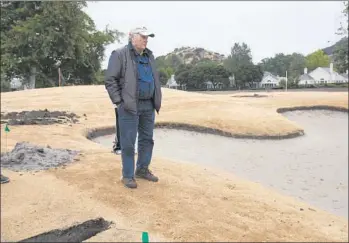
130;49;139;112
149;58;159;113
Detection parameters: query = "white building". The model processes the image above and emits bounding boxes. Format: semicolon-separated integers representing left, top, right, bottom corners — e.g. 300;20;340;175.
258;72;285;88
298;70;315;86
298;63;348;86
166;74;180;89
10;77;24;90
229;75;235;87
202;81;224;90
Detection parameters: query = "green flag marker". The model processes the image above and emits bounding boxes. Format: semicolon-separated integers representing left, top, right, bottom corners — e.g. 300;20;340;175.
4;124;10;132
142;232;149;243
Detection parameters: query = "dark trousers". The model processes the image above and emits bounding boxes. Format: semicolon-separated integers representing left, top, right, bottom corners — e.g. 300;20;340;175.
118;103;155;179
114;108;121;149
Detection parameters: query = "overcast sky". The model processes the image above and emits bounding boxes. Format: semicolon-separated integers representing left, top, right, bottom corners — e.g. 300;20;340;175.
84;1;346;69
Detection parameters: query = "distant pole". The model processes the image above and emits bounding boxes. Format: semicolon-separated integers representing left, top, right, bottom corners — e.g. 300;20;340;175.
285;70;288;92
58;67;61;87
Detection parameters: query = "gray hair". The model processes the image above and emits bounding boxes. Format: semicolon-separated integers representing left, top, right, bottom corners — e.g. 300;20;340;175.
128;32;137;42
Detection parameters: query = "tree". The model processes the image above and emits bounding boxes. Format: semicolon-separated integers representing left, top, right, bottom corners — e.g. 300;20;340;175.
95;69;106;85
174;64;193;88
0;1;123;89
176;70;191;88
158;68;170;86
223;42;263;88
223;42;252;75
156;54;183;71
333;2;349;73
155;56;168;70
333;38;348;74
0;72;11;92
249;64;264;87
174;64;193;76
258;52;306;85
279;79;287;88
165;67;174;78
175;63;230;90
259;53;291;76
234;63;263;88
197;63;231;89
155;54;182;84
336;1;348;36
305;50;330;71
288;53;306;81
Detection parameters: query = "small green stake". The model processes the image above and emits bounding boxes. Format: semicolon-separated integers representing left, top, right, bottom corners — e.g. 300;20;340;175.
4;123;10;153
142;232;149;243
4;124;10;132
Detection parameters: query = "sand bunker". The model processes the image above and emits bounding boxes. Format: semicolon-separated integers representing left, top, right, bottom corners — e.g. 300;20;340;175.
0;109;80;125
0;142;79;171
92;110;348;218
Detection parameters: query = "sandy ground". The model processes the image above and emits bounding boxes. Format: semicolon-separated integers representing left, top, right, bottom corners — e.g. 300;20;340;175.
1;85;348;242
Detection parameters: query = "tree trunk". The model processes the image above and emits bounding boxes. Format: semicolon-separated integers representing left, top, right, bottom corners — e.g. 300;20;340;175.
29;66;36;89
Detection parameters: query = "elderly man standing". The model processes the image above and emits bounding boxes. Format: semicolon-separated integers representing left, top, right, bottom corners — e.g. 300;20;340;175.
105;27;162;189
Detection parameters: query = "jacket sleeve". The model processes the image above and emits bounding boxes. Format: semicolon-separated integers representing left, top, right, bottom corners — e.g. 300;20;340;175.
105;50;122;105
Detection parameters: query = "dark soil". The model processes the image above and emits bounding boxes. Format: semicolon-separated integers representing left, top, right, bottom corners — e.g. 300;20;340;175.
231;93;268;98
0;142;79;171
19;218;113;242
276;105;348;113
0;109;80;125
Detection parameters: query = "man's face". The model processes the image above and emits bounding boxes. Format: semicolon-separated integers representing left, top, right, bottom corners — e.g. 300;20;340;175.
132;34;148;51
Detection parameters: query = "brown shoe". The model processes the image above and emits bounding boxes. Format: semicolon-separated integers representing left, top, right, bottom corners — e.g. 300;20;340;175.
135;168;159;182
121;178;137;189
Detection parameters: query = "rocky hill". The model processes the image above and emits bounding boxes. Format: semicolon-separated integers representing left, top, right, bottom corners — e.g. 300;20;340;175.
158;46;226;65
321;37;348;57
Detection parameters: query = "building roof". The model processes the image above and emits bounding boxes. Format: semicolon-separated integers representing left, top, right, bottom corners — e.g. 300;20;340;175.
316;67;342;76
340;73;348;79
299;73;314;80
263;71;278;80
320;67;332;74
306;67;348;81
